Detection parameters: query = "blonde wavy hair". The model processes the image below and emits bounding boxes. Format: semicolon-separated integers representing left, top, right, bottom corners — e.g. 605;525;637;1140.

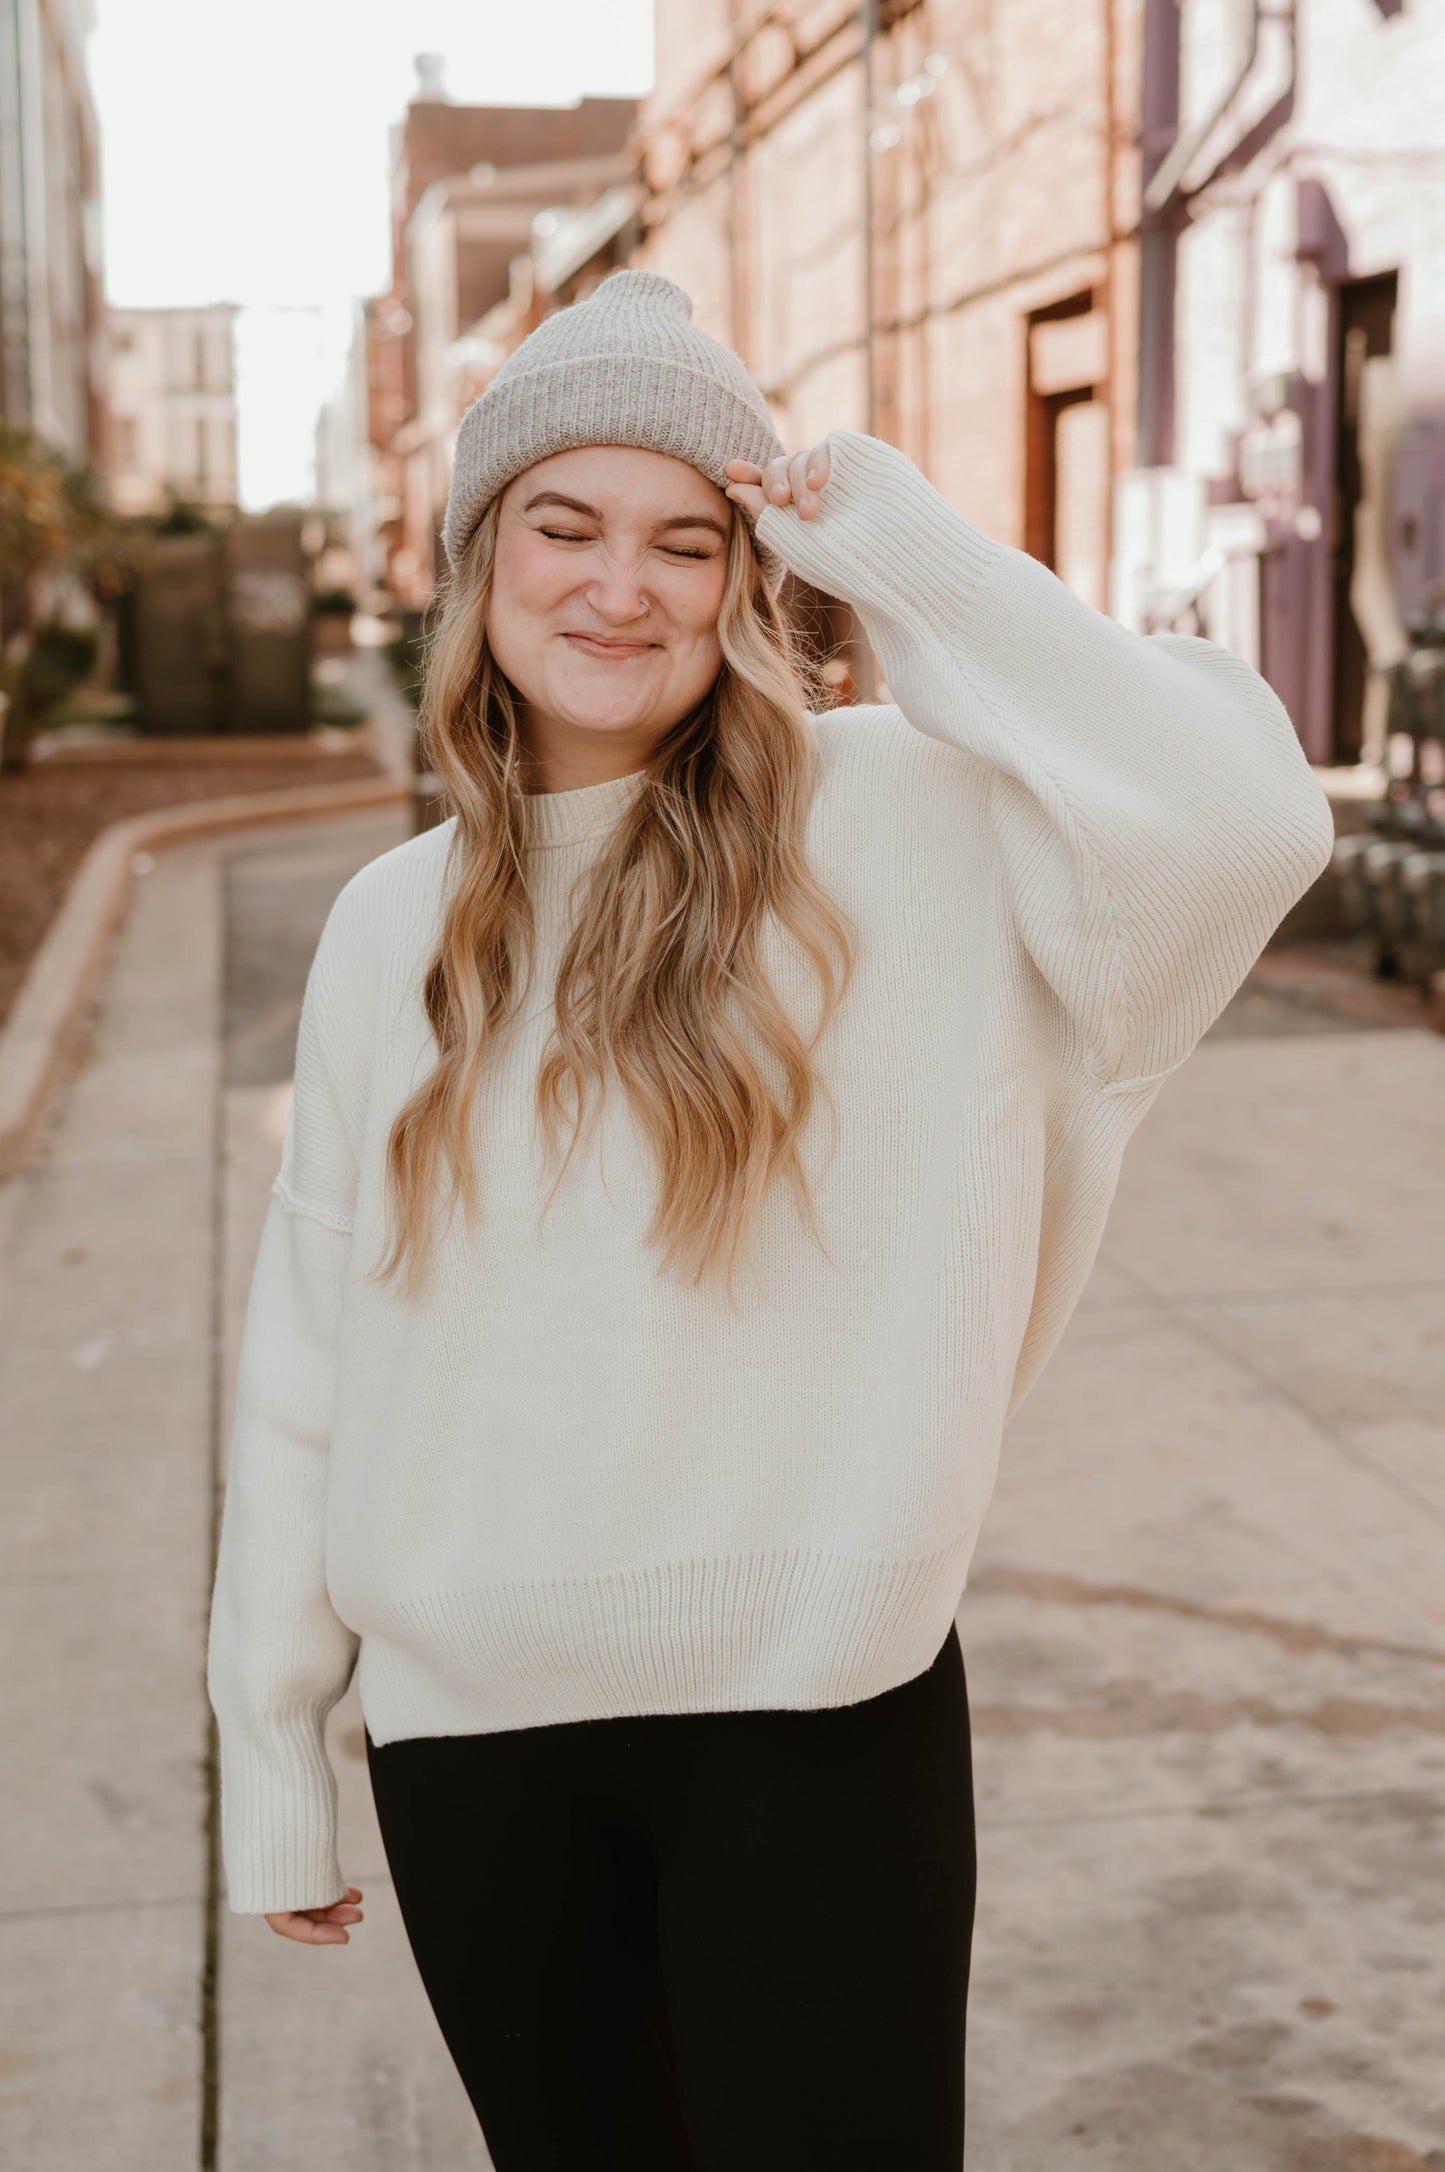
375;492;858;1307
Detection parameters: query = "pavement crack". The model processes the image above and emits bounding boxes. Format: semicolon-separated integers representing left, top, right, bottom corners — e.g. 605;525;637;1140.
971;1683;1445;1739
199;858;228;2172
967;1563;1445;1670
0;1891;205;1922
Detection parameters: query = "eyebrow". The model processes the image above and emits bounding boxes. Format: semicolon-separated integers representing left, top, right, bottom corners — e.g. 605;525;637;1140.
520;490;728;540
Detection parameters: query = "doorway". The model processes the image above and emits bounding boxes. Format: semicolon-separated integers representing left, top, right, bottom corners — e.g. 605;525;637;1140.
1025;291;1111;613
1330;271;1399;763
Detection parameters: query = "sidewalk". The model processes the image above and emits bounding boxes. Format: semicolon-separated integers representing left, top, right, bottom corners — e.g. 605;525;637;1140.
0;809;478;2172
2;807;1442;2169
966;1023;1445;2166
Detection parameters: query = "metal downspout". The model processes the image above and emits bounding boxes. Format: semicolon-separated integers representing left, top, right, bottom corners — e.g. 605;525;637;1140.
1137;0;1263;466
860;0;879;441
1143;0;1262;218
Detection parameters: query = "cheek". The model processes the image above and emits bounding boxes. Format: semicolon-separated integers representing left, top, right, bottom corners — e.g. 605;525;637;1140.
671;571;727;660
684;623;724;685
486;542;566;665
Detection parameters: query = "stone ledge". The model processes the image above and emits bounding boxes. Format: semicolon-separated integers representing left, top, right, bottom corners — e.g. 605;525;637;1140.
0;775;410;1184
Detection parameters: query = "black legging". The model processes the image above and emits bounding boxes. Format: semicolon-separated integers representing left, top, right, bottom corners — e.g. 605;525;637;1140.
364;1620;975;2170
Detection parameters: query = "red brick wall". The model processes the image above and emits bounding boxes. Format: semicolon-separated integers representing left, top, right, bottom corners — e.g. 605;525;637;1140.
636;0;1142;567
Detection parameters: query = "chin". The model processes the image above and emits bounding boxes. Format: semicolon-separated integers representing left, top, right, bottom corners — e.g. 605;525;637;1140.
545;686;652;732
547;673;666;735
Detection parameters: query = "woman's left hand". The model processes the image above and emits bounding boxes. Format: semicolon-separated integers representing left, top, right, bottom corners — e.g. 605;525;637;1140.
724;440;832;523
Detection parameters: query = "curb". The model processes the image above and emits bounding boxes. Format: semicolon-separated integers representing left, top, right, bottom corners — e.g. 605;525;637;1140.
0;774;411;1184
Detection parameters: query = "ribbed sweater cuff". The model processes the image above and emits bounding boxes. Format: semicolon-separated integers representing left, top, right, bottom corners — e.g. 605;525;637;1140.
754;428;1006;653
215;1709;345;1916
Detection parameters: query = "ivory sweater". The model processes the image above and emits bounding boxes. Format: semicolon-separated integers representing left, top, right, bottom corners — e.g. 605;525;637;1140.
206;429;1335;1915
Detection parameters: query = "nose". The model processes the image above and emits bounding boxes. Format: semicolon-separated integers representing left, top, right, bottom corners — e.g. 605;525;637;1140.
582;546;653;626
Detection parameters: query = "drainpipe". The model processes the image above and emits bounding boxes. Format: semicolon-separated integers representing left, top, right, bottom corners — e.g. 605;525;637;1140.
1137;0;1262;466
845;0;880;700
1136;0;1182;469
860;0;878;440
726;0;750;357
1142;0;1262;218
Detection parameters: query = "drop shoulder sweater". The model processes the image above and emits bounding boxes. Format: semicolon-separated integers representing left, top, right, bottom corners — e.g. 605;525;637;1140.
207;429;1336;1914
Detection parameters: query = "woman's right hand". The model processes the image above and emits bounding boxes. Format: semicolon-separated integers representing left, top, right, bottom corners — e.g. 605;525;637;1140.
724;440;832;523
265;1883;365;1944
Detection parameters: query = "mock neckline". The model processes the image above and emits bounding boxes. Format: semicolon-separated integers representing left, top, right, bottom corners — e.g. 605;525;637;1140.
521;766;649;847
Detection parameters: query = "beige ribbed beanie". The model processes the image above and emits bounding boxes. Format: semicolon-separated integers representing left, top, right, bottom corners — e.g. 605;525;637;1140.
441;269;786;571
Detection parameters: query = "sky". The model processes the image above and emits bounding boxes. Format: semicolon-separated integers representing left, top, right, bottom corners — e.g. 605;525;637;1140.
89;0;655;508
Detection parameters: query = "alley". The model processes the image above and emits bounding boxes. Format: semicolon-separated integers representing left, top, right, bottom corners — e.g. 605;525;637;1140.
1;808;1443;2170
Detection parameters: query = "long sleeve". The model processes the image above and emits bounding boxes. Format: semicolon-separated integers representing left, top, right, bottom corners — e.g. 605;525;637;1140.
756;429;1337;1088
206;891;368;1916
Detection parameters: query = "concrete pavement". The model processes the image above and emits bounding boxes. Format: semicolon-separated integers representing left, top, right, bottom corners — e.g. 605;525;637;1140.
2;805;1442;2169
965;1025;1445;2166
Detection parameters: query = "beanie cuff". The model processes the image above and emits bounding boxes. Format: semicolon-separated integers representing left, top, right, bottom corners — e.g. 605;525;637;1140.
443;352;783;567
441;269;788;590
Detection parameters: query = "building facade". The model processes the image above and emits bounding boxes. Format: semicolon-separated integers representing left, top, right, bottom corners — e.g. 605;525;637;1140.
364;66;637;606
0;0;105;462
105;303;239;516
634;0;1142;702
315;298;383;594
634;0;1445;764
1144;0;1445;764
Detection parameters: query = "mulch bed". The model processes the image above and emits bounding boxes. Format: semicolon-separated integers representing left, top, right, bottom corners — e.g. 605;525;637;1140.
0;747;383;1028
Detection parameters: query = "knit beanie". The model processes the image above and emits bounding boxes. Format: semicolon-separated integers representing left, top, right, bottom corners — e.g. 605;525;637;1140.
441;268;787;573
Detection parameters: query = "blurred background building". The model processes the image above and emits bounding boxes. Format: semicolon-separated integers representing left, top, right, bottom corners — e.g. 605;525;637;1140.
288;1;1445;780
634;0;1136;703
360;56;637;607
105;303;239;514
0;0;106;465
4;1;1444;775
626;0;1444;768
314;299;381;596
1129;0;1441;768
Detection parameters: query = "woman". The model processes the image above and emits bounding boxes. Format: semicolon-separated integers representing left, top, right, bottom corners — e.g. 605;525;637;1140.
206;269;1334;2167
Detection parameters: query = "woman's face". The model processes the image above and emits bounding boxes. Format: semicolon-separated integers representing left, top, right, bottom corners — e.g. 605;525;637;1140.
486;445;732;771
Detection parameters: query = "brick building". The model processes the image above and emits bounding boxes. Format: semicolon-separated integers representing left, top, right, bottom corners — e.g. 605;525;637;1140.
365;63;636;606
634;0;1445;762
634;0;1137;696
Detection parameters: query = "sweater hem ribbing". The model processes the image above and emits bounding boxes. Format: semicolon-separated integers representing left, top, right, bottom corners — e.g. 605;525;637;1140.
271;1172;353;1235
349;1537;980;1745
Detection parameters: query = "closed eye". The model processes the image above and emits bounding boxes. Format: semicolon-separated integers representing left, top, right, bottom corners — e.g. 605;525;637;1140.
538;527;715;562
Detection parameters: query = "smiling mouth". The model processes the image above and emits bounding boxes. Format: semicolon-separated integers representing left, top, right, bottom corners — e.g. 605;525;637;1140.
561;632;659;657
